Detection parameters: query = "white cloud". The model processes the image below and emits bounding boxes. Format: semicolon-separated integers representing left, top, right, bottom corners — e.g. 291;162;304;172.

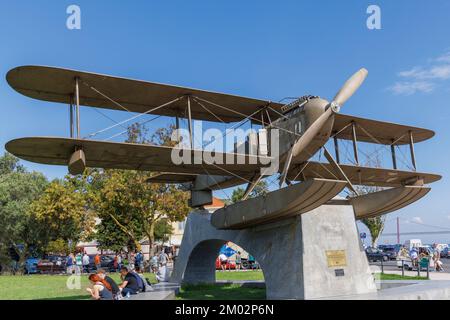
389;50;450;95
399;65;450;81
388;81;434;95
411;216;423;224
436;51;450;63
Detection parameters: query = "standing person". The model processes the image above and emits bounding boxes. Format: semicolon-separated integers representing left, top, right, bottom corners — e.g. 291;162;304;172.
157;250;169;282
66;253;74;274
410;248;419;268
433;244;443;272
118;253;123;270
150;254;159;273
135;251;144;271
86;274;113;300
113;255;119;273
235;251;242;271
128;252;135;270
94;253;101;271
219;253;228;271
75;252;83;275
82;252;90;274
97;269;121;299
118;266;140;297
66;253;75;274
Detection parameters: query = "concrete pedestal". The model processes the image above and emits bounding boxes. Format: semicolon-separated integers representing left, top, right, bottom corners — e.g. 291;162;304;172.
171;204;377;299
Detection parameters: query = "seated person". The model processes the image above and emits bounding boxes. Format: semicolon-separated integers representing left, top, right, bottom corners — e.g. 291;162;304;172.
134;267;153;291
86;274;113;300
118;266;140;296
97;269;121;299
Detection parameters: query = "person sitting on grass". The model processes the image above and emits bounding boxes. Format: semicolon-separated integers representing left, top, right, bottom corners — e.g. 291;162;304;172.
134;267;153;291
118;266;140;297
97;269;122;299
86;274;113;300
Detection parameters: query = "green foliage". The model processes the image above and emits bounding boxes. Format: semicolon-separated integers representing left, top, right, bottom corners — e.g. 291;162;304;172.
46;239;71;255
91;169;189;253
92;123;189;254
154;219;174;243
361;216;386;247
231;180;269;203
0;153;48;266
0;152;25;175
30;176;96;245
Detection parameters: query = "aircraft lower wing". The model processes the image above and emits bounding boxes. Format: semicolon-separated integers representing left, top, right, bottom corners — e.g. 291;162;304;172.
5;137;272;178
287;161;441;188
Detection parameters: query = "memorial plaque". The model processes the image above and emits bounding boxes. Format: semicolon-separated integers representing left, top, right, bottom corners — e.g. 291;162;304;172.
325;250;347;267
335;269;345;277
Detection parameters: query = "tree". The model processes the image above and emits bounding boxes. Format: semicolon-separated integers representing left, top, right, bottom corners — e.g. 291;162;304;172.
30;175;96;247
92;122;190;255
154;219;174;243
92;169;189;256
0;153;48;268
355;153;386;247
231;180;269;203
361;216;386;248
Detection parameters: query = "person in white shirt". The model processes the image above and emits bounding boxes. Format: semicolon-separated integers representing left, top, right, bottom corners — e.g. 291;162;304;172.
82;253;90;274
219;253;228;271
156;251;170;282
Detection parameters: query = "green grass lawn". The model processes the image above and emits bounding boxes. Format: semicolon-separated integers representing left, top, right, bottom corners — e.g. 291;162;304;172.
376;273;428;281
0;273;156;300
177;284;266;300
215;270;264;281
0;269;427;300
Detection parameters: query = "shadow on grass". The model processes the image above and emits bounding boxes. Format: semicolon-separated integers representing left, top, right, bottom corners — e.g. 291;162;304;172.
177;284;266;300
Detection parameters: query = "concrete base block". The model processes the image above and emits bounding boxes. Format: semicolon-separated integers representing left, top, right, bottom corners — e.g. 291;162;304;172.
171;204;377;299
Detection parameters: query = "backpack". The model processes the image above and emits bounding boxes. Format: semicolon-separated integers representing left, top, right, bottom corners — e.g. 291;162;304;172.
130;272;145;292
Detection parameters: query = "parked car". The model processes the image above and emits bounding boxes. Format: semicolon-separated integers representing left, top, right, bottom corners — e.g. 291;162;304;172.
365;247;389;262
37;255;66;274
441;247;450;258
24;257;40;274
378;245;400;260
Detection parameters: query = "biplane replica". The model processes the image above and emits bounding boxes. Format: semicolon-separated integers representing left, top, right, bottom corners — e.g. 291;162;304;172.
5;66;441;230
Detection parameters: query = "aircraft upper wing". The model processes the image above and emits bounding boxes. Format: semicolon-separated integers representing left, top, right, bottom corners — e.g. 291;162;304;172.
333;114;435;145
287;161;441;188
7;65;284;123
5;137;271;179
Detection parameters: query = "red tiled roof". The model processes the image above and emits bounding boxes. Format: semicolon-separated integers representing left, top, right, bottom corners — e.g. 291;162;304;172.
204;197;225;209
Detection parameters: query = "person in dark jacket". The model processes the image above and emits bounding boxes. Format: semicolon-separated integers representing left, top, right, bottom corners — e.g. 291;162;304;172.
118;266;140;296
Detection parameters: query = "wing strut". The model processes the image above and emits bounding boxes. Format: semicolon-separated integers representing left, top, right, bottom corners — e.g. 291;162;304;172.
323;147;358;195
242;173;264;201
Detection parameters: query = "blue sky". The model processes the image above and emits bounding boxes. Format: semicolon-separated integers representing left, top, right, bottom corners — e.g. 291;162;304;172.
1;0;450;243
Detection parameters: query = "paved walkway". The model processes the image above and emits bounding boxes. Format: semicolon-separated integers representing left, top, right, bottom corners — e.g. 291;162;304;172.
128;282;180;300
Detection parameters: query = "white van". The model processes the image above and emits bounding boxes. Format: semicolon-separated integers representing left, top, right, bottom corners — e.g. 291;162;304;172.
404;239;422;251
